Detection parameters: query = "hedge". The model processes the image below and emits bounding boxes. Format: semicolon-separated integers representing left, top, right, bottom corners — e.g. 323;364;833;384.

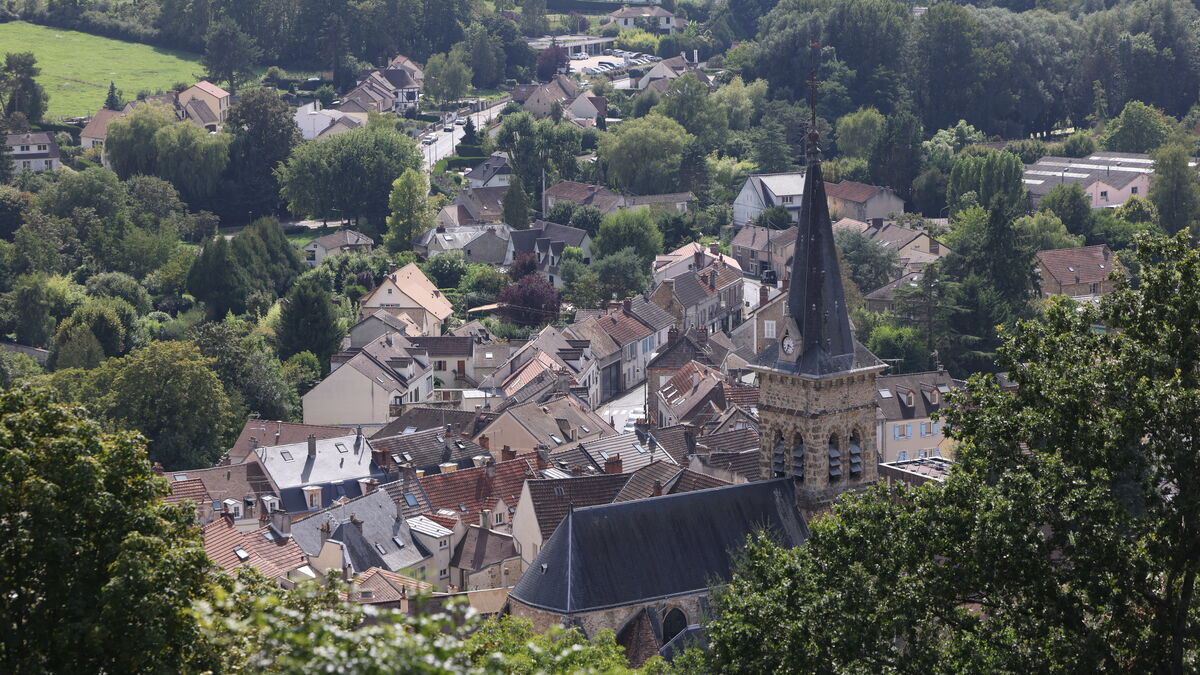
444;156;487;170
455;143;484;156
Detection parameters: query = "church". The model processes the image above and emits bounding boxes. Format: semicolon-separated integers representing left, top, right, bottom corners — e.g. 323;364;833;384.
749;121;887;519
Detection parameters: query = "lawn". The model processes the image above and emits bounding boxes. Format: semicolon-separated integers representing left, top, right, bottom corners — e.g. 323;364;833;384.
0;21;204;119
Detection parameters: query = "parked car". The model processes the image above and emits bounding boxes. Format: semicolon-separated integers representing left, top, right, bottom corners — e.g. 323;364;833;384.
603;48;614;55
443;124;454;132
599;61;617;68
582;67;599;75
571;53;587;60
421;136;436;145
455;118;467;125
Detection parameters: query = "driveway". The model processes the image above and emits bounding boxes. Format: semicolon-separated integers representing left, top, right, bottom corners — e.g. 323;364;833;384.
597;383;647;433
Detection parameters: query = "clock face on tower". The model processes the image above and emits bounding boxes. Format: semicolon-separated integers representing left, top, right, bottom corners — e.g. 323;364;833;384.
782;335;796;355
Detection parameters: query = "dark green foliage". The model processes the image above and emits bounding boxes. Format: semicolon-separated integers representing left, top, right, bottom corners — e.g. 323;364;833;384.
868;111;924;203
226;88;301;221
834;229;899;293
104;81;122;110
503;176;530;230
1038;183;1094;239
593;248;651;304
0;387;210;673
457;263;511;310
276;275;343;366
545;200;577;225
946;150;1026;215
202;18;262;93
192;317;297;421
85;272;152;314
567;205;604;237
234;217;305;298
187;236;253;319
2;52;48;123
0;185;31;240
1149;142;1200;237
593;209;664;266
751;206;790;230
424;250;469;288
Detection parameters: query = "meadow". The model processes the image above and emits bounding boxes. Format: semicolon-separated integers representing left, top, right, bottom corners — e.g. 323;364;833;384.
0;21;204;119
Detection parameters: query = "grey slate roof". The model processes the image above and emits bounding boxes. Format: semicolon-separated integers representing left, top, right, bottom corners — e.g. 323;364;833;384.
290;488;430;574
875;370;960;421
370;427;489;474
255;434;381;490
450;524;518;572
577;430;678;473
372;407;484;439
510;479;808;613
628;295;675;333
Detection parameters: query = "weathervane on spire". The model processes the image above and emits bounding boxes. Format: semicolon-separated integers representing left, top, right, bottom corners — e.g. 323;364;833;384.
807;42;822;162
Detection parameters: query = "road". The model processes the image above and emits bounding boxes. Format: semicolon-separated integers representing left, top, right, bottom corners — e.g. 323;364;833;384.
597;383;647;434
419;100;510;172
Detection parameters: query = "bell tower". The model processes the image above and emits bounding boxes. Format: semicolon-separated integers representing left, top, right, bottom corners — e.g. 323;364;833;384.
750;44;885;518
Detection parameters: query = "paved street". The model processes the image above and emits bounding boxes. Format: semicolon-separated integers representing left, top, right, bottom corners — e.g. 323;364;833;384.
419;100;509;172
597;383;647;434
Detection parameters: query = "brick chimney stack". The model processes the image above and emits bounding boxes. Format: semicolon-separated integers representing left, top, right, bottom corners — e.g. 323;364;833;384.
651;479;663;497
693;250;703;269
623;297;632;314
759;283;769;306
478;434;489;451
605;454;623;475
708;242;719;256
307;434;317;458
501;445;516;461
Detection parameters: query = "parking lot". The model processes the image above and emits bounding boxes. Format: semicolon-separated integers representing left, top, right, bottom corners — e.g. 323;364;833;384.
568;50;659;78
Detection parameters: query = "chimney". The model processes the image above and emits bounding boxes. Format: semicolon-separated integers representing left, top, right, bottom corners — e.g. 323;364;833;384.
307;434;317;457
623;297;632;314
536;450;549;471
479;434;490;451
571;465;584;476
439;462;458;473
152;462;164;476
1103;247;1111;261
667;325;679;345
693;250;703;270
604;453;623;475
415;469;425;478
270;509;291;537
695;327;708;348
708;270;717;290
708;242;719;256
759;284;769;306
481;508;491;531
652;479;663;497
350;514;363;531
319;520;332;543
501;445;516;461
358;477;379;495
249;436;259;451
436;224;446;233
870;217;884;230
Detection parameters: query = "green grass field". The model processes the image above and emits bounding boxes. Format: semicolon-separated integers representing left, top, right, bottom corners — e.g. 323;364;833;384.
0;21;204;119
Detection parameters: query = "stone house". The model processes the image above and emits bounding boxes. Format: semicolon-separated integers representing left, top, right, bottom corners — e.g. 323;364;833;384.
302;333;434;427
302;229;374;266
824;181;904;222
650;252;744;334
1034;244;1123;301
875;370;961;463
358;263;455;335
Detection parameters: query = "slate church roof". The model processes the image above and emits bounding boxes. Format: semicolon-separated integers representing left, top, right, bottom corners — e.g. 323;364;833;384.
510;479;808;613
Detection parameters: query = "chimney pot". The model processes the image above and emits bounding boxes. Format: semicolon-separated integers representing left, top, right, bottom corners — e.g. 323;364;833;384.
604;453;623;475
501;445;516;461
759;284;769;306
652;479;663;497
307;434;317;457
571;465;584;476
249;436;259;450
708;242;719;255
536;450;548;471
693;250;703;270
481;508;492;530
623;297;632;314
270;508;291;537
479;434;490;451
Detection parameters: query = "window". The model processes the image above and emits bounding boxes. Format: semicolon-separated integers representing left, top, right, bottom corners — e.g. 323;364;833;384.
920;422;928;437
233;547;249;561
906;423;912;438
439;539;449;549
1131;186;1139;195
393;536;406;548
932;422;939;435
763;320;776;339
495;511;505;525
1090;282;1098;294
43;160;52;169
1100;190;1109;200
893;425;901;440
21;161;30;169
375;542;387;554
335;443;348;453
439;568;449;578
18;145;28;152
934;447;942;457
280;450;294;462
780;195;793;204
435;360;447;371
898;450;908;461
37;144;47;151
307;492;319;508
404;493;418;507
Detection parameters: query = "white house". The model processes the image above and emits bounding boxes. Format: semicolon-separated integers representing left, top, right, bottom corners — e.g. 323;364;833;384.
5;132;61;173
732;172;805;228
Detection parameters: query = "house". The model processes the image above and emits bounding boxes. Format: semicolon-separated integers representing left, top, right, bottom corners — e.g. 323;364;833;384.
650;252;745;334
177;80;230;130
875;370;960;463
510;473;630;564
653;242;741;284
408;335;480;387
79;109;123;165
441;186;509;226
479;325;602;406
404;514;457;591
251;431;394;518
730;225;797;280
369;426;490;476
508;479;808;637
304;332;434;427
1023;152;1168;208
450;521;525;591
833;218;948;271
387;54;425;85
474;393;616;454
371;406;489;440
688;447;762;484
343;65;421;114
609;5;678;34
465;153;513;189
543;181;694;216
302;229;374;266
350;567;435;609
560;317;622;403
358;263;454;334
824;181;904;222
201;513;317;586
5;132;61;173
418;454;543;533
566;94;607;123
732;172;805;229
730;283;787;357
573;431;680;475
289;487;437;584
378;66;421;112
646;326;738;398
567;299;658;395
637;54;707;90
1034;244;1123;301
653;361;726;429
343;311;423;355
864;271;924;314
415;224;514;265
294;101;366;140
164;461;280;529
228;418;351;465
522;75;580;118
510;220;592;287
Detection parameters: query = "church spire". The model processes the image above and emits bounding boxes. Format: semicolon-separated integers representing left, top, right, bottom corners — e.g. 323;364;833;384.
782;43;856;376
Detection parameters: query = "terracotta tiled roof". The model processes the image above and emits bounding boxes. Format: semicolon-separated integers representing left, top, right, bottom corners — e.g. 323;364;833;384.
1035;244;1119;287
594;307;654;347
191;80;230;98
612;462;683;502
825;180;884;204
670;468;731;493
721;383;759;408
696;427;761;454
355;567;432;602
419;456;540;525
647;425;696;464
202;517;307;580
523;473;631;539
421;512;460;529
164;478;211;506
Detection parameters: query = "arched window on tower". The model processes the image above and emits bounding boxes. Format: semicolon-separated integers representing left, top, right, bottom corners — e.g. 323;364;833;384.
828;434;842;482
663;608;688;643
792;435;805;481
849;430;864;478
772;437;787;477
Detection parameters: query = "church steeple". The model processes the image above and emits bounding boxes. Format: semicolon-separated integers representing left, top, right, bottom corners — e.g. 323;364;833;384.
779;44;856;376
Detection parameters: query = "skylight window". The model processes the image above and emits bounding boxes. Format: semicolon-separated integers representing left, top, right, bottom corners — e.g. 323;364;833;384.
393;537;406;548
335;443;348;453
173;474;188;481
550;434;564;444
485;351;494;359
459;503;467;512
233;547;249;561
280;450;294;461
404;493;418;507
375;543;387;554
554;486;565;497
878;389;893;399
581;426;590;433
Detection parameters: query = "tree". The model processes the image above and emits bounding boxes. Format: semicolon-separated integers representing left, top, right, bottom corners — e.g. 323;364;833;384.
104;81;122;110
0;387;210;674
1100;100;1171;153
710;233;1200;673
946;150;1025;216
277;275;342;366
508;252;538;282
276;127;421;226
226;88;301;220
503;175;531;230
593;248;651;303
751;119;792;174
653;73;729;151
202;18;262;93
384;169;435;251
152;122;233;206
1149;142;1200;237
593;209;664;265
233;217;305;299
836;107;885;159
546;200;577;225
1014;211;1084;251
833;229;900;293
922;119;987;173
1063;131;1097;158
192;316;296;421
868;111;924;203
521;0;549;37
188;235;253;318
84;272;151;317
865;321;931;373
568;205;604;237
752;206;790;230
499;273;560;326
424;49;472;104
536;45;568;82
95;340;233;468
104;103;175;179
1039;183;1094;239
1;52;48;122
424;250;469;288
463;24;506;89
599;113;693;195
458;263;510;309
